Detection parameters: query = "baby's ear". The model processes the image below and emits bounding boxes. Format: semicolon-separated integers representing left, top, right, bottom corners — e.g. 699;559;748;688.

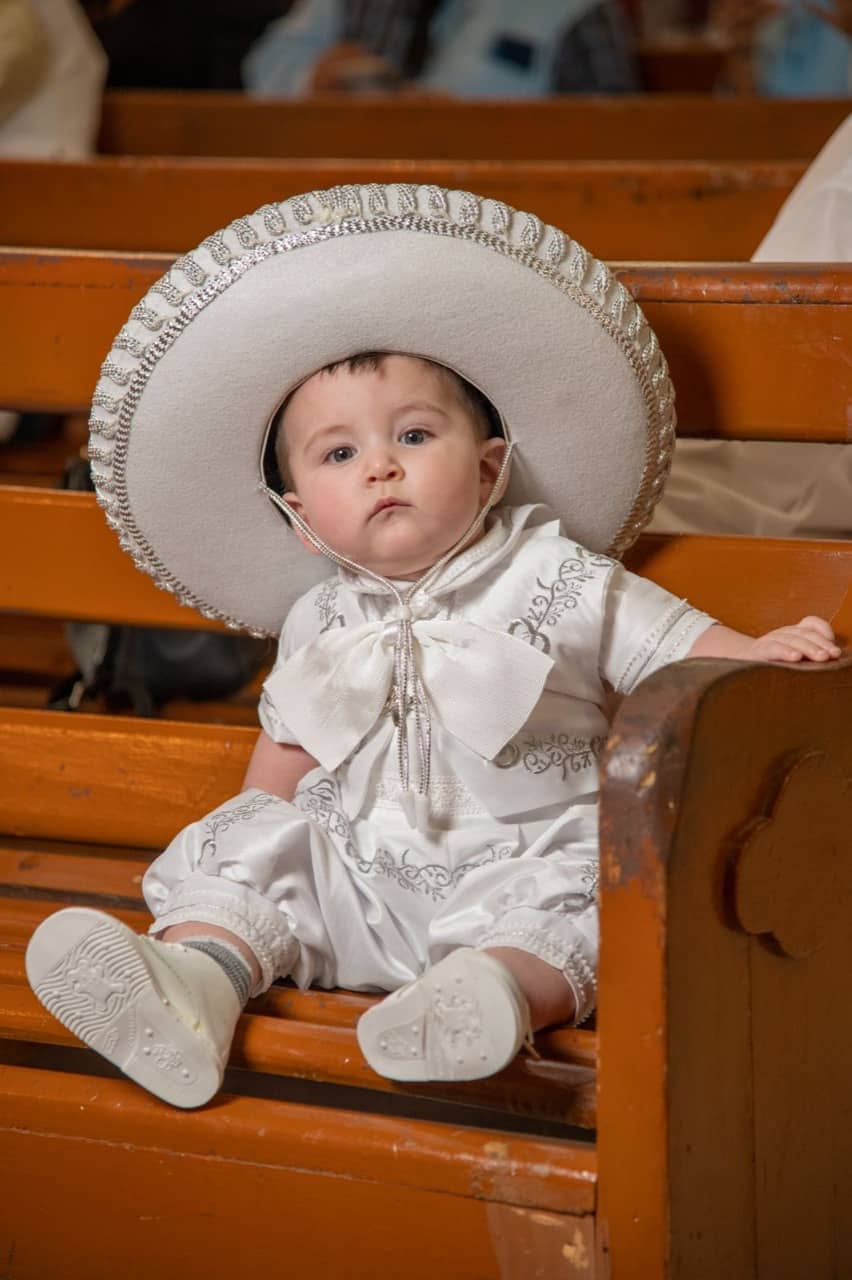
479;437;510;503
283;492;323;556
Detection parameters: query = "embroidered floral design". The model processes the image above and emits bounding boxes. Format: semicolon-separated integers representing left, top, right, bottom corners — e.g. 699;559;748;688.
579;860;599;896
554;860;600;914
295;778;513;901
201;791;282;862
508;547;610;654
314;579;345;632
353;843;514;903
494;733;605;779
294;777;352;843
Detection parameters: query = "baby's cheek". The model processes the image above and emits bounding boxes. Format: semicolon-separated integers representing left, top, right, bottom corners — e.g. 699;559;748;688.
305;488;353;541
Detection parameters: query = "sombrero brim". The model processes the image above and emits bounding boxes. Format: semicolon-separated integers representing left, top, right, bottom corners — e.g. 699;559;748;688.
89;185;674;636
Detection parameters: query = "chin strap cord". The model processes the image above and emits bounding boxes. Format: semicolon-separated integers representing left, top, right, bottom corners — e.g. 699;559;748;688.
260;444;515;829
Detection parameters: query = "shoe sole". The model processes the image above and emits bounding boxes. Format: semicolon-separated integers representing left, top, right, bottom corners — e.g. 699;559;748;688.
356;949;524;1082
26;908;221;1108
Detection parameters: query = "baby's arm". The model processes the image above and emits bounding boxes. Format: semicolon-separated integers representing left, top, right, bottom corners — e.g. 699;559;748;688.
242;729;319;800
689;615;841;663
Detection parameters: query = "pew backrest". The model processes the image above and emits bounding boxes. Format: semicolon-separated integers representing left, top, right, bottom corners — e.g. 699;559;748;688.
96;91;851;162
2;251;850;633
0;155;808;261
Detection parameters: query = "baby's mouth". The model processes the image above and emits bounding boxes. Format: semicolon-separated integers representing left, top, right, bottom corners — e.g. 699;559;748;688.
369;498;410;520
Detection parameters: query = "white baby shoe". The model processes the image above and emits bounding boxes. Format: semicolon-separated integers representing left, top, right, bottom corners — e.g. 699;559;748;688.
356;947;530;1082
26;907;242;1108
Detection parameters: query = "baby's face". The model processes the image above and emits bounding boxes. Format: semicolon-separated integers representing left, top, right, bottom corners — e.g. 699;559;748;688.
281;356;505;580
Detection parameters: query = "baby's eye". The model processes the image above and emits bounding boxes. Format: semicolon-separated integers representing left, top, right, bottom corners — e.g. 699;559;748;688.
399;428;431;446
324;445;355;465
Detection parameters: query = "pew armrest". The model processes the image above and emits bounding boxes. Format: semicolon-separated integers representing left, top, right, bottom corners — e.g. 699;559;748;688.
596;653;852;1277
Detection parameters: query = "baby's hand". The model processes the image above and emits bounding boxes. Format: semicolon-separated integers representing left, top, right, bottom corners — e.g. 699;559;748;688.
745;616;841;663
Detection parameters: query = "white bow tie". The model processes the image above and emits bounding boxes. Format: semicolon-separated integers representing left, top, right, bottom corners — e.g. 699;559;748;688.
264;615;553;777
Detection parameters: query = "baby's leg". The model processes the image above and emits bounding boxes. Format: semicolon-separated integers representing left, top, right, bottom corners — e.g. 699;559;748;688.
431;802;600;1029
357;804;598;1082
481;946;576;1030
26;786;341;1107
158;921;262;990
26;907;246;1108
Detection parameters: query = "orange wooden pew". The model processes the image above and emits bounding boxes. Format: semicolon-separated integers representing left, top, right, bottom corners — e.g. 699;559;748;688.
96;90;850;162
0;155;806;261
0;241;850;1274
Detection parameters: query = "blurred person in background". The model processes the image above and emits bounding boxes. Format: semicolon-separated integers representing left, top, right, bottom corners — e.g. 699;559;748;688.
244;0;639;96
711;0;851;93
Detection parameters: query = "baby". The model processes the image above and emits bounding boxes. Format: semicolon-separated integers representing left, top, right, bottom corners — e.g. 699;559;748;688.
26;349;840;1108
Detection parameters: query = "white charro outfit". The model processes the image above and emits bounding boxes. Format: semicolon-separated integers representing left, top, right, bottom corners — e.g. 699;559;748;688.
143;504;713;1021
27;183;694;1097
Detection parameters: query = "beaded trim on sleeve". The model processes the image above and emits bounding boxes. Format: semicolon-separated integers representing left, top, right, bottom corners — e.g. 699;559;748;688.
89;183;676;637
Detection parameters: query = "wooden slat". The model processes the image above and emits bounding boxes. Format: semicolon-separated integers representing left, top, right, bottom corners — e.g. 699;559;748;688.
0;1063;597;1209
0;841;147;901
96;90;849;161
0;487;226;629
625;533;852;641
4;485;852;634
0;979;596;1128
0;708;252;847
1;250;849;439
0;936;597;1071
0;155;805;261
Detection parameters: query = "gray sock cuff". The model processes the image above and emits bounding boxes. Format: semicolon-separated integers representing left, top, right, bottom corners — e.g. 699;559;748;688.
183;938;252;1007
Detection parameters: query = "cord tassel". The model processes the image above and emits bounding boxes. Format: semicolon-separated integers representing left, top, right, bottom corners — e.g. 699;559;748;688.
392;608;432;830
261;443;515;833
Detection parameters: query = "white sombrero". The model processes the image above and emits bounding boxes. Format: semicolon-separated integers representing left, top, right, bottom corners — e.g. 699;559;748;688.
89;183;675;637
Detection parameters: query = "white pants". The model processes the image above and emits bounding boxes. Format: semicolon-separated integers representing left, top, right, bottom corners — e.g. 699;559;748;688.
142;770;599;1022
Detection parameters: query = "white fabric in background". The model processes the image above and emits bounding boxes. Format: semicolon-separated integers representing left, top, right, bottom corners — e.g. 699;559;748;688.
0;0;106;158
651;113;852;541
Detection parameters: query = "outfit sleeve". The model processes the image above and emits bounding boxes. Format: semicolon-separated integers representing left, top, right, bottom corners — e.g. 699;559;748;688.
257;682;300;744
599;562;716;696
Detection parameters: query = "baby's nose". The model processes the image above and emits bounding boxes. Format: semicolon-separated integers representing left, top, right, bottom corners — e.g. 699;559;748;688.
366;449;402;480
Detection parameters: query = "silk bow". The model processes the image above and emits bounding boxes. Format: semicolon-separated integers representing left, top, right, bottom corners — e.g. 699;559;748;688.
263;616;554;773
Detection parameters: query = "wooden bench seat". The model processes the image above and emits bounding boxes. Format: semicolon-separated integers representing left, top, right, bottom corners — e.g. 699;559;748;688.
0;155;807;261
1;647;850;1274
96;91;850;161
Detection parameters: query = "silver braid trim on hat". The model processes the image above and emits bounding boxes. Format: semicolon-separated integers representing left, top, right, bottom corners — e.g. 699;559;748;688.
88;183;676;636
